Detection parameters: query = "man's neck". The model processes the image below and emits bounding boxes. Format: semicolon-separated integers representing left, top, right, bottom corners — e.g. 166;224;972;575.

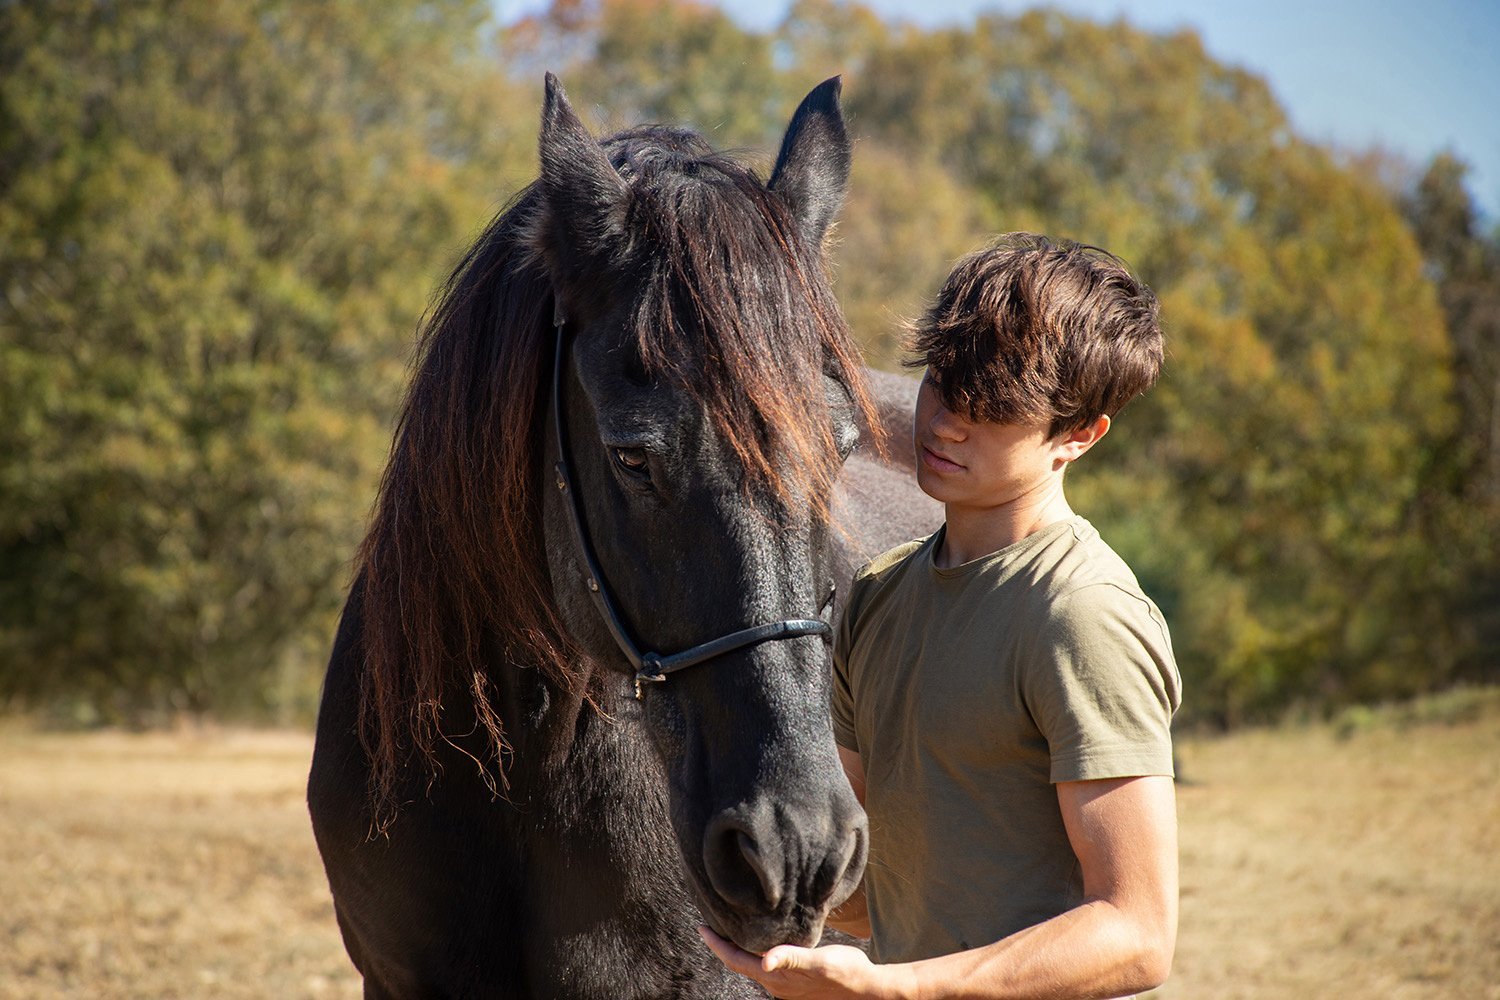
935;481;1074;568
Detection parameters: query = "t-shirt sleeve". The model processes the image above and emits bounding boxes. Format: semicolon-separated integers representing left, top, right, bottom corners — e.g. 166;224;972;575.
1023;583;1182;783
830;582;860;753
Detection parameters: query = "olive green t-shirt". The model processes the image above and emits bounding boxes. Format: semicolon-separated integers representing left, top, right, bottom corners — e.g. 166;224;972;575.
831;516;1180;964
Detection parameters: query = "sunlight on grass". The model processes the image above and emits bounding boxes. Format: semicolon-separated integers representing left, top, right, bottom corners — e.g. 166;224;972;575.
1151;687;1500;998
0;728;360;1000
2;690;1497;998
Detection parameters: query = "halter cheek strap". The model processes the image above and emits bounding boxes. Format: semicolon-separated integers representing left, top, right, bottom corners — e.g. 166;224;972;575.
550;317;831;699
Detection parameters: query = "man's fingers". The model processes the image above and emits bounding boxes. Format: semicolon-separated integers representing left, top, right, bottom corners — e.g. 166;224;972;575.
762;945;809;973
697;926;765;977
699;926;864;1000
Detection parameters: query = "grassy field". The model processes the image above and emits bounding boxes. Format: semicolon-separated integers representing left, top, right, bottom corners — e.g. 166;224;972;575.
2;690;1497;999
1156;689;1500;999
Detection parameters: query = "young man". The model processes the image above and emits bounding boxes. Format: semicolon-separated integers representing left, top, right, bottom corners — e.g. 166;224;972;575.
703;233;1181;999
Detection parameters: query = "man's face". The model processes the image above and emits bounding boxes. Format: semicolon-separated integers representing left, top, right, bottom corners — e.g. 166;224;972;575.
912;370;1063;511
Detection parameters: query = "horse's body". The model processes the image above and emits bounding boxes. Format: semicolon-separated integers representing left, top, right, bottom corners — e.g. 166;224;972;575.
309;77;939;999
835;369;943;611
313;587;756;997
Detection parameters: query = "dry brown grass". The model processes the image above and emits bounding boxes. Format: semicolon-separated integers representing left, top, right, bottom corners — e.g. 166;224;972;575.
1155;689;1500;999
2;690;1497;998
0;727;359;1000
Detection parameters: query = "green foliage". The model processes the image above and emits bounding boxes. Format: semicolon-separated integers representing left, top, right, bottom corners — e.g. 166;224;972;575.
3;0;1491;725
0;0;529;719
1332;685;1500;739
834;145;1001;368
1400;154;1500;683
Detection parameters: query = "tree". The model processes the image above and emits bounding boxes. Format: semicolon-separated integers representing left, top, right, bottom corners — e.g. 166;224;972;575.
842;8;1465;720
775;0;893;83
833;144;1000;370
4;0;1480;725
1401;153;1500;683
504;0;786;150
0;0;530;718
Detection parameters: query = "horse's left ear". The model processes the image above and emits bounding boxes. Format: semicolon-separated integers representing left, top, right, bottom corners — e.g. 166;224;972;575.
768;76;852;251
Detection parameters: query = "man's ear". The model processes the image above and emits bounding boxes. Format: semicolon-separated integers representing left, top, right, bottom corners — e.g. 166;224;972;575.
1052;415;1111;468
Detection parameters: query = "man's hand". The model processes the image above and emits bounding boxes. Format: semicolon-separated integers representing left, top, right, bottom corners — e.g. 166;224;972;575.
698;926;910;1000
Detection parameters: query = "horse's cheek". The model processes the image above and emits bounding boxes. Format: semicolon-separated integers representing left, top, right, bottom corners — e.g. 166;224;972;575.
640;694;689;765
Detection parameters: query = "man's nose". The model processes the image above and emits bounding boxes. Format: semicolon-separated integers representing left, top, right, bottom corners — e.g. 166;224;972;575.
929;403;967;440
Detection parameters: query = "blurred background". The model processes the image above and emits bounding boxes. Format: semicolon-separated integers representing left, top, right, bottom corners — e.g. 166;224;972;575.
3;0;1495;728
3;3;1497;997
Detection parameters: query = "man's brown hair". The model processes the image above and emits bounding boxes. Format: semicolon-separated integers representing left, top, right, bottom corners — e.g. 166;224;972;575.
906;233;1163;437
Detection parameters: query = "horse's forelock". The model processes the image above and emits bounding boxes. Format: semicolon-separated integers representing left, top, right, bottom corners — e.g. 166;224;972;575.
610;135;879;517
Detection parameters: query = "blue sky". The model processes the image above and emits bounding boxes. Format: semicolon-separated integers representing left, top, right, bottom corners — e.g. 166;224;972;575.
496;0;1500;220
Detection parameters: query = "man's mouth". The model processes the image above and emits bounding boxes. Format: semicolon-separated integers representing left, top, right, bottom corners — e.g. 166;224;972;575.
921;444;964;473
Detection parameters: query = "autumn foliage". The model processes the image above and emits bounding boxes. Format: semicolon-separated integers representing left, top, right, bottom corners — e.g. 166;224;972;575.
2;0;1495;725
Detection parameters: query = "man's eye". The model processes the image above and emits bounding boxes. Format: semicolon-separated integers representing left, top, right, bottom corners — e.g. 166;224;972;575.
613;447;649;475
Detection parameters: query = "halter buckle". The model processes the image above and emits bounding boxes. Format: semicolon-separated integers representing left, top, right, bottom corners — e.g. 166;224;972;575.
633;656;666;700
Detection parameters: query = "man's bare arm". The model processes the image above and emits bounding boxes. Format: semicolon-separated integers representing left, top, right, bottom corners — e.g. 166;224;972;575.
891;774;1178;998
826;746;871;938
704;774;1177;1000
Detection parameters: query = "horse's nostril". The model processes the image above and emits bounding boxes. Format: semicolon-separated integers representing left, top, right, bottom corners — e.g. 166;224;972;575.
841;819;869;900
810;814;867;908
735;830;783;909
704;818;784;912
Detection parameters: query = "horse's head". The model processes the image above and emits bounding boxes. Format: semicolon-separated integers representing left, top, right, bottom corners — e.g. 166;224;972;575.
534;74;869;952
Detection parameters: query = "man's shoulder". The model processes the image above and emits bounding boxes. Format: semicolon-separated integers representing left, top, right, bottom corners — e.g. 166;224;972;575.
1020;520;1164;631
1031;519;1174;652
1033;518;1147;602
853;536;930;586
1022;522;1183;735
842;534;933;627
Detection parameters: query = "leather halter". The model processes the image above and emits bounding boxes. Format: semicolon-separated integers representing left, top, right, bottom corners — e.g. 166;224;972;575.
550;316;832;699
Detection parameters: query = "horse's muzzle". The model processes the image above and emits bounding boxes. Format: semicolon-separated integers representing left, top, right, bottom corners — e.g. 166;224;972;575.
699;793;868;952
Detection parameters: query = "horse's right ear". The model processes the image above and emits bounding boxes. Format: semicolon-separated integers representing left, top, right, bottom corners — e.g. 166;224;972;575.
768;77;852;251
538;72;629;285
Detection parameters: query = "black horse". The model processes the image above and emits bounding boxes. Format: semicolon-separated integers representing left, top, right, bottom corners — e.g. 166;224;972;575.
308;75;939;998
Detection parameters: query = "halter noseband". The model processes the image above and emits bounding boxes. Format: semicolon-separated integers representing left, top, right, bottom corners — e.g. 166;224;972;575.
550;316;832;699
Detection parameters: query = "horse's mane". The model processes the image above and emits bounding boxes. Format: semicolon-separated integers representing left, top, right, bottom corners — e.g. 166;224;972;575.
356;126;878;822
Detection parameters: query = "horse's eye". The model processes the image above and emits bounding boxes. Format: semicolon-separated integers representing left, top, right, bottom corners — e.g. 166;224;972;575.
835;420;859;463
613;447;650;476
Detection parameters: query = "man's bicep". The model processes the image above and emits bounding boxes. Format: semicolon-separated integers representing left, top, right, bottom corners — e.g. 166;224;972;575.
1057;776;1178;927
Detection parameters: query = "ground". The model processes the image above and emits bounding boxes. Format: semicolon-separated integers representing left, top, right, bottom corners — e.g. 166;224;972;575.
2;689;1497;999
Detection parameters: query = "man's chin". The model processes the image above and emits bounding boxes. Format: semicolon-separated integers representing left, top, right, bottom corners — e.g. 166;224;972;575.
914;467;955;504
